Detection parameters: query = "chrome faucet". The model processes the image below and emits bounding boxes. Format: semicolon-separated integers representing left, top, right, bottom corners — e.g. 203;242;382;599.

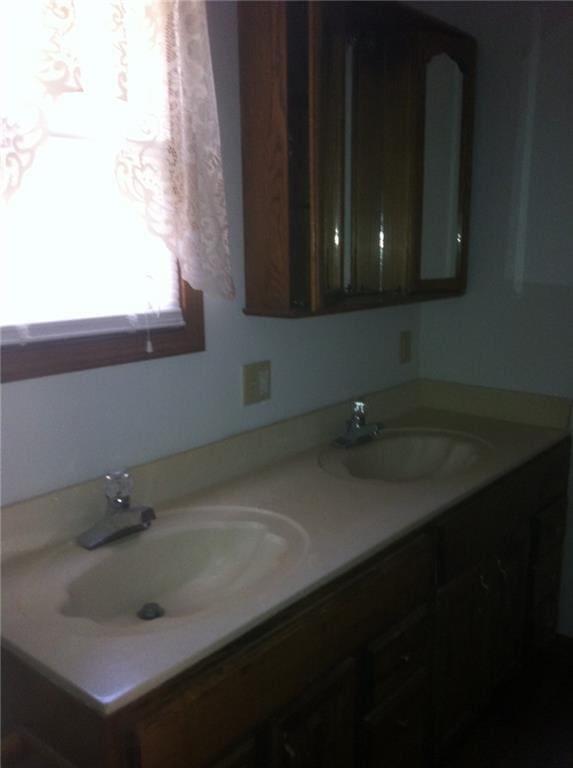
332;399;382;448
76;470;155;550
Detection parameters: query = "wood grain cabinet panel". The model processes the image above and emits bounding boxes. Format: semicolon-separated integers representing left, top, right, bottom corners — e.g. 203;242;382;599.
527;494;568;650
439;462;536;583
270;659;356;768
207;739;259;768
366;606;432;706
489;527;531;687
435;565;492;746
363;671;432;768
436;438;570;750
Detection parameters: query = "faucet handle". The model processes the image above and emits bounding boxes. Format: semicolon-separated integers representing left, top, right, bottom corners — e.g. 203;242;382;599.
351;399;366;426
105;470;133;510
352;399;366;415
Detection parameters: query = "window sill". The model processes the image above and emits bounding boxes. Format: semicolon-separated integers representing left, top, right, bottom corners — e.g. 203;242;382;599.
1;284;204;383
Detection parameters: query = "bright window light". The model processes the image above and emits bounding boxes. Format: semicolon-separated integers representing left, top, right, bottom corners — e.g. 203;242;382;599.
0;1;183;346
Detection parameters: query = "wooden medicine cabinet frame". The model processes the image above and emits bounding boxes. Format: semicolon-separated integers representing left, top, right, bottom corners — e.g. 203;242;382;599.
238;1;477;318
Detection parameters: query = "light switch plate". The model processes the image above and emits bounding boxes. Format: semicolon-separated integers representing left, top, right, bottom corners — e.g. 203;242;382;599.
243;361;271;405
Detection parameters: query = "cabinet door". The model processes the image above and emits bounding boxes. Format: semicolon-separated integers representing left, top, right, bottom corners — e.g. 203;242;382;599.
367;606;432;706
435;566;491;746
490;528;530;687
270;659;356;768
527;497;567;649
208;738;258;768
363;671;431;768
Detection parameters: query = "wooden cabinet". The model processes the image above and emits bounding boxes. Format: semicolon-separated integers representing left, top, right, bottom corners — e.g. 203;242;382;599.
208;739;258;768
436;526;530;744
526;441;569;649
237;1;314;316
133;531;435;768
435;440;570;749
436;513;531;746
270;659;356;768
361;607;433;768
363;671;431;768
490;529;531;687
2;439;569;768
436;565;491;745
238;2;476;317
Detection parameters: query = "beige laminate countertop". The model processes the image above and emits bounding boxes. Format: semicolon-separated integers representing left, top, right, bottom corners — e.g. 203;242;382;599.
1;407;568;714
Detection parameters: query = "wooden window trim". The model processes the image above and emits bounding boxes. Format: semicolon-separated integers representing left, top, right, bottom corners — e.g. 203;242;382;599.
1;279;204;383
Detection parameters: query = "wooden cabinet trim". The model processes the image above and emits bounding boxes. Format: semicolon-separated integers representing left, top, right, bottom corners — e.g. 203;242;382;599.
238;2;292;315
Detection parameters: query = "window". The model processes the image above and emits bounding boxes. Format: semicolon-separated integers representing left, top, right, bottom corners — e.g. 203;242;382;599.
1;0;234;382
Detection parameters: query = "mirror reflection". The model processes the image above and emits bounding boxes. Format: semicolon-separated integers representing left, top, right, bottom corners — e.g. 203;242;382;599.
323;28;390;300
420;53;463;280
319;5;473;306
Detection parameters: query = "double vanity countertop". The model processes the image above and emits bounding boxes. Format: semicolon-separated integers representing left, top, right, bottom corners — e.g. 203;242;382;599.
1;405;569;715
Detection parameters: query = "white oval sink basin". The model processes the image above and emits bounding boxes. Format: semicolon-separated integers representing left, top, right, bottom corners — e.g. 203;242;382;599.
320;428;491;482
4;506;308;630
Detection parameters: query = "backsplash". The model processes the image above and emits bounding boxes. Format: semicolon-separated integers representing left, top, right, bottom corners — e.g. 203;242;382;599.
2;379;570;563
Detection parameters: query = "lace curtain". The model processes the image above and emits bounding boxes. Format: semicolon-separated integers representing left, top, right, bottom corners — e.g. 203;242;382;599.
0;0;235;300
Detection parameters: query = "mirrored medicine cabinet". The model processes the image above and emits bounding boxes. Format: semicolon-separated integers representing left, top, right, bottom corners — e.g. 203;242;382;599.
238;1;476;317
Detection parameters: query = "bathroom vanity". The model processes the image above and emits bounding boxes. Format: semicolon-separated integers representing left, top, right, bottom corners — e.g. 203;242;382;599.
1;403;570;768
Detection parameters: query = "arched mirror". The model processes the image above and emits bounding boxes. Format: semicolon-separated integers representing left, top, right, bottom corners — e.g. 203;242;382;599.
411;26;476;295
420;53;463;280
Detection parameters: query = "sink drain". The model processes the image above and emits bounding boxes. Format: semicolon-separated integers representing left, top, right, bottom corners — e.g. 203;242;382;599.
137;602;165;621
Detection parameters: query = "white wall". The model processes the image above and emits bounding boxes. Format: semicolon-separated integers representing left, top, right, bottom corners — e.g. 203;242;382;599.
417;1;573;398
0;2;421;507
415;1;573;634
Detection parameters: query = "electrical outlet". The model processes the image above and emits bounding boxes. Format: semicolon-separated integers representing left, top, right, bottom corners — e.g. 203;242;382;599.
243;361;271;405
399;330;412;364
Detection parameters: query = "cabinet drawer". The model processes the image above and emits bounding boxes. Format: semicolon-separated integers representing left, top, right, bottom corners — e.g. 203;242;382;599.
136;532;436;768
368;607;432;706
533;497;567;563
363;672;431;768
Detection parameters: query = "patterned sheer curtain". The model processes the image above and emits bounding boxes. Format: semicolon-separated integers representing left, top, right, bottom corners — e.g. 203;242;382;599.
0;0;235;308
